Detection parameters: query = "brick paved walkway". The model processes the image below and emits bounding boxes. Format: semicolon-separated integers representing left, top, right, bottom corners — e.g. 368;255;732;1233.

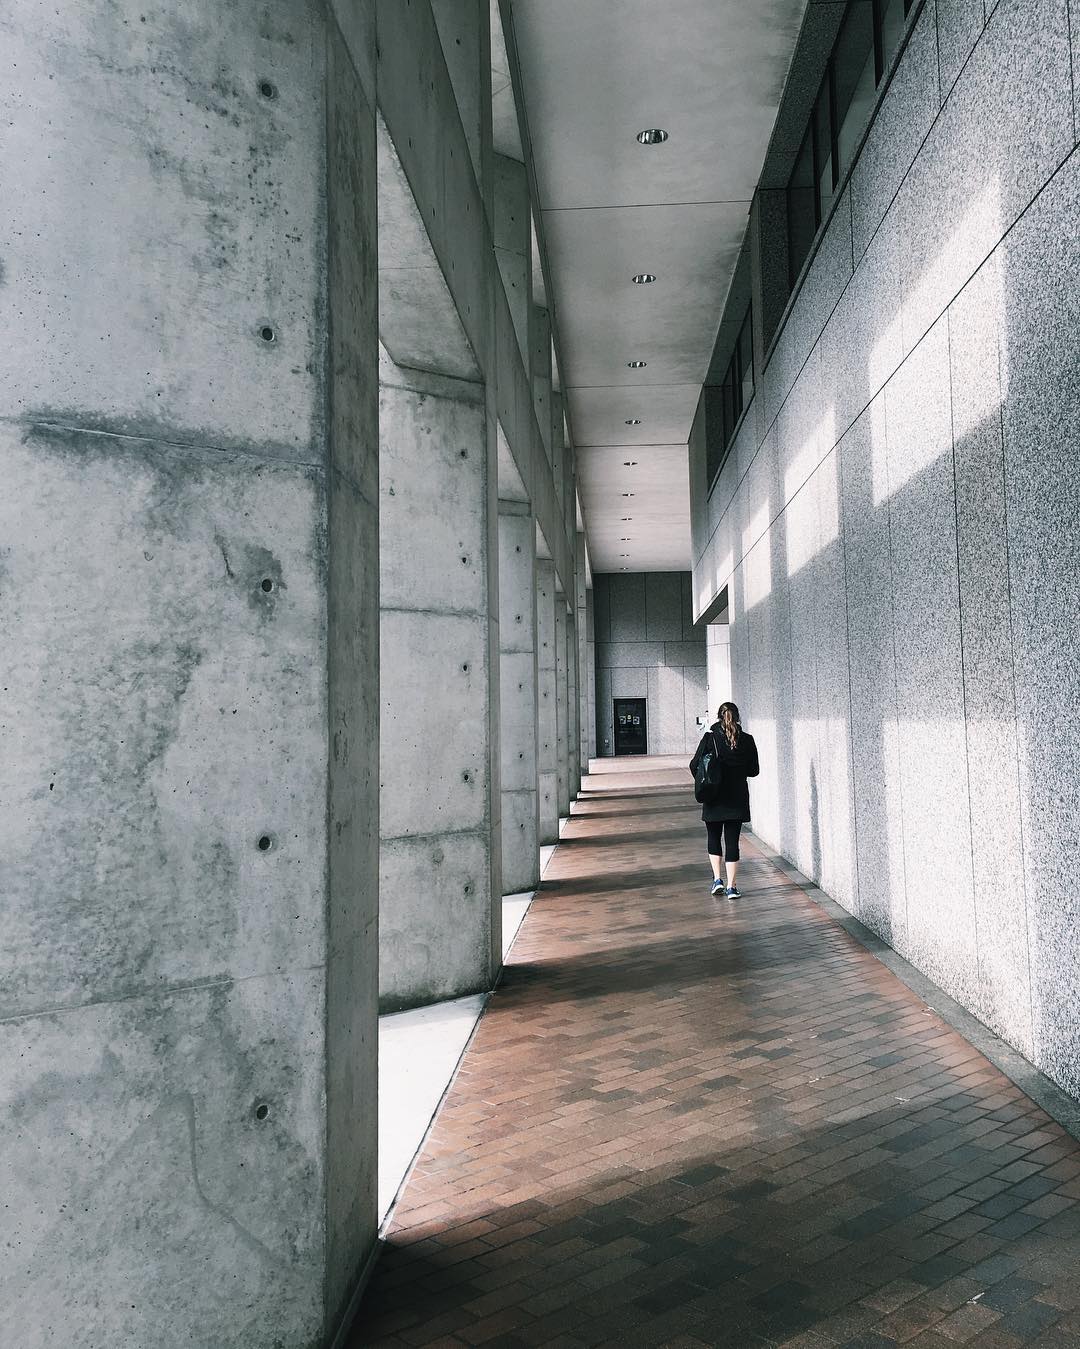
349;763;1080;1348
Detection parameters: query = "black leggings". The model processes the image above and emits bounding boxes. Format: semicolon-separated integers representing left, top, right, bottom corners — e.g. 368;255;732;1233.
706;820;742;862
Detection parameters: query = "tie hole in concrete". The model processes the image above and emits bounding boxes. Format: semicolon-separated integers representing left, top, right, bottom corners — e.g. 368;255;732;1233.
257;834;274;852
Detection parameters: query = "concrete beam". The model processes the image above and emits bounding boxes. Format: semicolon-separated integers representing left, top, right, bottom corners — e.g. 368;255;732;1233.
493;153;532;368
376;0;574;597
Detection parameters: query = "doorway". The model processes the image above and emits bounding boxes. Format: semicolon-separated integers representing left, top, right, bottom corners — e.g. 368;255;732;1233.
613;698;648;755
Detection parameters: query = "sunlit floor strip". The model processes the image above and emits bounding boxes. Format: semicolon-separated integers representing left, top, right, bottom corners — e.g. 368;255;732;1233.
376;846;561;1226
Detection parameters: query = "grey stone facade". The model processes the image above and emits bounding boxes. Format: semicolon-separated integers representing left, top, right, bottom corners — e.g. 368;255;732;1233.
594;573;707;756
690;0;1080;1096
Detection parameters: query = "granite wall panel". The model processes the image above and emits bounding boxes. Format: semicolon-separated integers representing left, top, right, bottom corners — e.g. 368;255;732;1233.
896;0;1074;353
645;572;684;641
1000;151;1080;1095
662;642;708;669
883;317;978;1006
694;0;1078;1098
607;572;648;641
837;402;907;941
935;0;984;97
850;0;941;259
947;254;1032;1053
820;201;904;443
785;477;823;881
682;666;709;738
793;187;854;362
810;451;858;913
597;641;667;668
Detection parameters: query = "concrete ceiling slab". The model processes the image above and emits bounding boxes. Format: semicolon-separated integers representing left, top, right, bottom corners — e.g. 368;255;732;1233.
542;201;749;389
570;383;702;449
578;444;692;573
510;0;807;210
505;0;807;574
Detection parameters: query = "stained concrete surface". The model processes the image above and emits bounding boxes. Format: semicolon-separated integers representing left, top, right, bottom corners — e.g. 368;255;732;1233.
0;3;381;1344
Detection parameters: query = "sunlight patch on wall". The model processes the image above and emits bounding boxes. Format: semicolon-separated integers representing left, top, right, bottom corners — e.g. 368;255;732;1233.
743;532;772;611
783;407;836;504
874;183;1003;507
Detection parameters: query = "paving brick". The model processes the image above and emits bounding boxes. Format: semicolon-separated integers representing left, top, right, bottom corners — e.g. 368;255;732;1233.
346;764;1080;1348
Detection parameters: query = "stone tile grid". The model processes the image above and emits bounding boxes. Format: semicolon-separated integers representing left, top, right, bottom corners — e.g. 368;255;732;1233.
349;767;1080;1348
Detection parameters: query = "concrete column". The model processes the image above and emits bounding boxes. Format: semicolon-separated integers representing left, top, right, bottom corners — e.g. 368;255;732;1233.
378;362;500;1010
555;594;571;818
587;587;597;759
498;502;540;892
536;559;559;843
531;305;553;463
493;154;532;368
566;607;581;803
576;534;590;782
0;4;379;1344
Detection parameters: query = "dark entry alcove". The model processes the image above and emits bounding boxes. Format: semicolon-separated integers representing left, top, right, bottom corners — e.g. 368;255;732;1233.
613;697;648;755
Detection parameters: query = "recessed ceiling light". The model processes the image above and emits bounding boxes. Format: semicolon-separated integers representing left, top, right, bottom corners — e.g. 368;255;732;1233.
620;537;631;541
625;418;642;425
632;273;656;284
623;460;637;466
636;128;669;145
621;517;633;521
620;553;631;558
627;360;647;368
621;492;635;497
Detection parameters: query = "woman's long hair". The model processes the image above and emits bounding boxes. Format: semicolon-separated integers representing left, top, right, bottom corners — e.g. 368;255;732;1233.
717;701;741;751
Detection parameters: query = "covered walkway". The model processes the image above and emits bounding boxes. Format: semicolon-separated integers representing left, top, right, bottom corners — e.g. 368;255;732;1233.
352;760;1080;1348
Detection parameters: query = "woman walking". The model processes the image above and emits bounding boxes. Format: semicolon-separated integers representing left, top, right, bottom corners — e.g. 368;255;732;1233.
689;702;760;899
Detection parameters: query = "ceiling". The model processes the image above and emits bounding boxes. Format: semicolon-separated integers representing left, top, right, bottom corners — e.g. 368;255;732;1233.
505;0;809;573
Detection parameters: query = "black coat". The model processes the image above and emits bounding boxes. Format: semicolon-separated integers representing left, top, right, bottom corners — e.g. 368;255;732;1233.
689;724;760;822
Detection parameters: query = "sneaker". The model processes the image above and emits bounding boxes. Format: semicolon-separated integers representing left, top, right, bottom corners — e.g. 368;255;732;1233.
725;885;741;899
710;877;726;897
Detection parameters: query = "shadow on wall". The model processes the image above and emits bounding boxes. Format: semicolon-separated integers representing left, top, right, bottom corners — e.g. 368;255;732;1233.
730;139;1080;1100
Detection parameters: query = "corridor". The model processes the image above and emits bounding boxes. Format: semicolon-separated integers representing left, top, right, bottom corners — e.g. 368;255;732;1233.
352;761;1080;1348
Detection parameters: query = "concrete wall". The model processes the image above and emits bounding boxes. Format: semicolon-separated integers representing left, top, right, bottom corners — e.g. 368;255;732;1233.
498;502;541;893
0;1;379;1343
705;622;733;717
691;0;1080;1096
378;363;499;1011
536;559;559;841
586;588;597;760
594;573;707;757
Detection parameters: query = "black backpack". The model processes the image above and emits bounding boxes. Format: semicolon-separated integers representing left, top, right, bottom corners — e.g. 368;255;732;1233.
694;733;724;804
